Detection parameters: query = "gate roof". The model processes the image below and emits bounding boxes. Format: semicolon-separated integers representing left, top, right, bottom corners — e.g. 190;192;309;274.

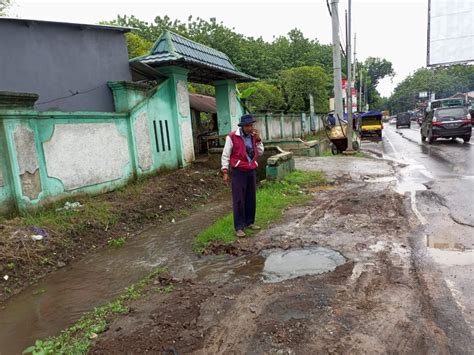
131;31;256;84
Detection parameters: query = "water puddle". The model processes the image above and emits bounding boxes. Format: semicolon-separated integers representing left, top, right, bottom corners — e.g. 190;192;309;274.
426;234;473;251
426;234;474;266
395;163;432;194
262;247;346;283
427;249;474;266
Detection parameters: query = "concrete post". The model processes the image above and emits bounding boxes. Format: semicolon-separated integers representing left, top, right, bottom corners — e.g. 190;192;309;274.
159;66;195;167
264;113;270;141
280;112;284;139
214;80;241;136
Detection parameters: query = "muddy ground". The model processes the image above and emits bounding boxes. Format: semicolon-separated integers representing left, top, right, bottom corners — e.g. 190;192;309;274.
0;164;224;303
91;160;473;354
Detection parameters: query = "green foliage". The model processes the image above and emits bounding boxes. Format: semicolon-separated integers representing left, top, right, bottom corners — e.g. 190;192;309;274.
105;16;333;80
388;64;474;113
6;262;15;270
0;0;12;16
103;15;394;114
283;170;326;186
238;81;285;112
194;171;327;254
23;267;168;355
107;237;126;249
125;32;153;59
356;57;395;110
279;66;331;112
237;87;257;100
364;57;395;87
188;83;215;96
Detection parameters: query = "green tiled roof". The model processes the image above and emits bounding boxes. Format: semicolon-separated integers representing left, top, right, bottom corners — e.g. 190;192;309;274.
131;31;256;84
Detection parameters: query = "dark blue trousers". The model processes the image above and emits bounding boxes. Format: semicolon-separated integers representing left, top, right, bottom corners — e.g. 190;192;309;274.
231;168;257;231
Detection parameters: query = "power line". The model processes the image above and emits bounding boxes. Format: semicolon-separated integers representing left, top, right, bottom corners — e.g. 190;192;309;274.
36;84;107;106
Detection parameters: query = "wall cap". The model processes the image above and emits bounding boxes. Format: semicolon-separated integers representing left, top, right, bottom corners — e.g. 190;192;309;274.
0;91;39;109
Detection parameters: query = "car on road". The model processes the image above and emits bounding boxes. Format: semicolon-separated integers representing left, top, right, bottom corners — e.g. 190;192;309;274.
420;105;472;144
396;112;411;129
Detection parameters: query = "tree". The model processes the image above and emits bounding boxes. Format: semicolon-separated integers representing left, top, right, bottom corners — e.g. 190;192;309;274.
125;33;153;59
278;66;331;112
105;15;335;80
387;64;474;113
364;57;395;87
0;0;12;16
188;83;215;96
356;57;395;110
237;81;285;112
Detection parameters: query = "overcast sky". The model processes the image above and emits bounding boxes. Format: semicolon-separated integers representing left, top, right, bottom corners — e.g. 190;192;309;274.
10;0;429;97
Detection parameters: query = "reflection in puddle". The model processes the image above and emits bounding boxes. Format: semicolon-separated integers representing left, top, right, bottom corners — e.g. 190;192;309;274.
262;247;346;283
426;234;472;251
428;249;474;266
426;235;474;266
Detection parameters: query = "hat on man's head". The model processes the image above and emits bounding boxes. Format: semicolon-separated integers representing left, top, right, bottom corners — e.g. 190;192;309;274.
238;114;256;126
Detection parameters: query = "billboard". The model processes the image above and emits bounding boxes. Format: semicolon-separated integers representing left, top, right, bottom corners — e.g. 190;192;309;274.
427;0;474;66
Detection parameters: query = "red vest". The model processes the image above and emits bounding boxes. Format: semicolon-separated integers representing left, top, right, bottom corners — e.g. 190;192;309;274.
228;130;259;171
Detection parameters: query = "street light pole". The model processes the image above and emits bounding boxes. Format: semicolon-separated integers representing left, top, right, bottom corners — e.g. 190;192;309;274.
330;0;344;123
346;0;354;151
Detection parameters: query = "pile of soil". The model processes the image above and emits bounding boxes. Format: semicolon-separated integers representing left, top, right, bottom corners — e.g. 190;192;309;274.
0;164;224;303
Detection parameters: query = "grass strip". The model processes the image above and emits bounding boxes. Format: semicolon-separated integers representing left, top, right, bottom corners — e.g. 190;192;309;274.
320;150;368;158
21;199;117;235
23;266;168;355
194;170;326;254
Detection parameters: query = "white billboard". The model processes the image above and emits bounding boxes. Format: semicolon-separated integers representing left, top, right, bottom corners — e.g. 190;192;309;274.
427;0;474;66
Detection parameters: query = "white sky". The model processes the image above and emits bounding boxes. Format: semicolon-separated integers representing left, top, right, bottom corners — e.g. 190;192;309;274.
9;0;429;97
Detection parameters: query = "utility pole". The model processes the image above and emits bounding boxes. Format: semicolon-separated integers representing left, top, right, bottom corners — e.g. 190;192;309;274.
364;72;368;111
359;69;363;112
353;32;357;111
345;1;354;151
330;0;343;123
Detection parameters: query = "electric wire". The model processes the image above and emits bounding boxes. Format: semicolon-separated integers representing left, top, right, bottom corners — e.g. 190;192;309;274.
36;84;107;106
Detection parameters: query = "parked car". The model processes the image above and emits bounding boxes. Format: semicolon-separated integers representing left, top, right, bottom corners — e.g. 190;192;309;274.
420;105;472;144
396;112;411;128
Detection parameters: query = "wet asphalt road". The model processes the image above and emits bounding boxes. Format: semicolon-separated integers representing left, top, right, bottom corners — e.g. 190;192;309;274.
364;122;474;334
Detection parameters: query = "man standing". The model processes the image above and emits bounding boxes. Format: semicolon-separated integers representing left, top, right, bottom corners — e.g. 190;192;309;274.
221;114;265;237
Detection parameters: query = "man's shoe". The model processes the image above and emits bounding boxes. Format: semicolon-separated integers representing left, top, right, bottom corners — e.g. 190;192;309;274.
235;230;246;237
248;224;261;230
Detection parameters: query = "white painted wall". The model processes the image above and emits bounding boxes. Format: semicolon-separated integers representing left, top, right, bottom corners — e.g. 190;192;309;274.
177;80;190;118
43;123;130;190
134;112;153;171
13;125;40;175
181;120;195;164
283;118;293;138
269;118;281;140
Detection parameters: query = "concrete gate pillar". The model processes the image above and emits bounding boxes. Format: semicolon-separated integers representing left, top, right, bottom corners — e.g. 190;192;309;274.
160;66;195;167
214;80;242;136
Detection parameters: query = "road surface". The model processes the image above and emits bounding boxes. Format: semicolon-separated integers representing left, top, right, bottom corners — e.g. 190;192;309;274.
365;122;474;335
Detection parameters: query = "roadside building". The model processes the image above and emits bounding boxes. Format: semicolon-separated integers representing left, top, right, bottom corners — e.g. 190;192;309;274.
0;19;254;213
